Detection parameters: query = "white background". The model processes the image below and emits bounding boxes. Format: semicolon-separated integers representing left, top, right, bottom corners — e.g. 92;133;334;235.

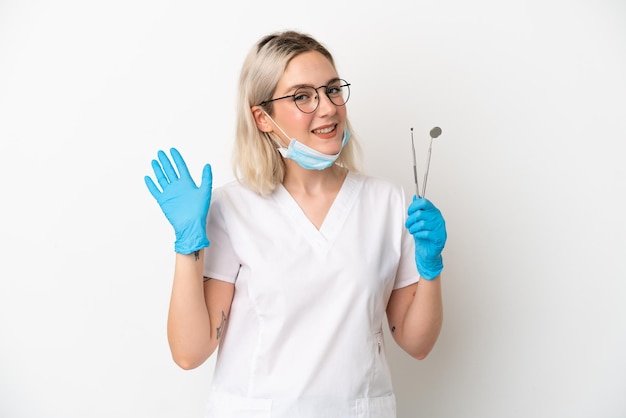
1;0;625;417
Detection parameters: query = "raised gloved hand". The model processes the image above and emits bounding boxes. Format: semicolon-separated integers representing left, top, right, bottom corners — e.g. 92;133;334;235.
144;148;212;254
405;197;447;280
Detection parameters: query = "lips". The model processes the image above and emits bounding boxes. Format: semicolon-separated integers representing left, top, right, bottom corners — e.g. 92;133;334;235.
312;124;337;135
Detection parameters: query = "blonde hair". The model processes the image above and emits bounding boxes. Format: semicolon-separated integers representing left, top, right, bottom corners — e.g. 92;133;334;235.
233;30;361;196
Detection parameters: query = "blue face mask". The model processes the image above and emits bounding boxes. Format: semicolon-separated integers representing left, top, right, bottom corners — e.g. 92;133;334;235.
264;112;350;170
278;129;350;170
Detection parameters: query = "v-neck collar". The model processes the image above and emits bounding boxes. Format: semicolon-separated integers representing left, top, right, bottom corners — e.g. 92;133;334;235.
272;171;363;252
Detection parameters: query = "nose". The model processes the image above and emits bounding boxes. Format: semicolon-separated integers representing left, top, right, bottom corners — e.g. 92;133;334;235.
315;88;336;116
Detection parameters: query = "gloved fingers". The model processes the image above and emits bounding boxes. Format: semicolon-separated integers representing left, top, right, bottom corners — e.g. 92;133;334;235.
411;227;447;243
410;229;438;241
200;163;213;191
170;148;192;182
406;211;447;246
406;216;424;232
407;219;443;236
407;196;435;216
406;208;442;229
157;150;180;184
151;158;170;191
144;175;162;200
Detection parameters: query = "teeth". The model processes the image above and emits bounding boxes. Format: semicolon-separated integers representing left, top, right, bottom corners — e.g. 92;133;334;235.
313;126;335;134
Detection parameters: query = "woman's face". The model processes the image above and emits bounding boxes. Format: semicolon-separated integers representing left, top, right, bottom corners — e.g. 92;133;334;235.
269;51;347;156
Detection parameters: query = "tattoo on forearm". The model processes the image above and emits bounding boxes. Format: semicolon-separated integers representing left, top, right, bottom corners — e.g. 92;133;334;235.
216;311;226;340
194;250;200;261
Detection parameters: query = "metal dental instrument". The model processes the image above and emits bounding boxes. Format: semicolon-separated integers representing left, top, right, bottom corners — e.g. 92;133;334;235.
421;126;442;198
410;127;420;198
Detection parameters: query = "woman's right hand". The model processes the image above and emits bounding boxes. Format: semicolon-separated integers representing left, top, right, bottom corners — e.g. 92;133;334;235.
145;147;212;254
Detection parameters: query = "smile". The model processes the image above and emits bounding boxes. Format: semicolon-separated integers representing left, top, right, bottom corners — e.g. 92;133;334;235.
312;125;336;135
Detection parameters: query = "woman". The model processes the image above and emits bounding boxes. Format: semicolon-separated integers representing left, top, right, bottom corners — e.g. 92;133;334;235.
145;30;447;418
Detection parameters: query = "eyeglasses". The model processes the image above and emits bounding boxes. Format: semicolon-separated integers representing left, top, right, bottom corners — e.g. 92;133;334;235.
259;79;351;114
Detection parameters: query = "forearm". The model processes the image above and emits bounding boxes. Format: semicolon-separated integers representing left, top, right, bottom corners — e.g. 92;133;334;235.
167;251;215;369
394;277;443;360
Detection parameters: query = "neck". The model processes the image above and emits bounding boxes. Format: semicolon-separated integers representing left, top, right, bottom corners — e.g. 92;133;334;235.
282;162;347;195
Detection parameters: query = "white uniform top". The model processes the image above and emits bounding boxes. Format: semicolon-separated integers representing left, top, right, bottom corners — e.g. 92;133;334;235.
203;171;419;418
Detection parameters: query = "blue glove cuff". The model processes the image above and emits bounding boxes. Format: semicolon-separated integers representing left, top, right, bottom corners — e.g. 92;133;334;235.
174;219;210;254
416;254;443;280
174;236;210;255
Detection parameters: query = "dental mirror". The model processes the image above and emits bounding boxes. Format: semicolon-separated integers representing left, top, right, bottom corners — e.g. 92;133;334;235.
421;126;442;198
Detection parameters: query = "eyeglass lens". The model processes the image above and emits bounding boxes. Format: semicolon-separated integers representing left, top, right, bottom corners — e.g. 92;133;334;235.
294;80;350;113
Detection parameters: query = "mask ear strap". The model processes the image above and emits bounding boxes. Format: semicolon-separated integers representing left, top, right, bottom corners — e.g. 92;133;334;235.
263;111;292;146
265;132;284;150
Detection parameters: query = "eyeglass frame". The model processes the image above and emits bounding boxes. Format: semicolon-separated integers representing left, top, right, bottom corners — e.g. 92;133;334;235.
258;79;351;114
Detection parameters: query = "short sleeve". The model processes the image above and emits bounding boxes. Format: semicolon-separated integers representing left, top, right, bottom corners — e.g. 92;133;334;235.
392;189;420;290
203;188;241;283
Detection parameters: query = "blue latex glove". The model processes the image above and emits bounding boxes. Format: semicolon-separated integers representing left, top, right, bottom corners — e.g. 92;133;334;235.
144;148;212;254
405;196;447;280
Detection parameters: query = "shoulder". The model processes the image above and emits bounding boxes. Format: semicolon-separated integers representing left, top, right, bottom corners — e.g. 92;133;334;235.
347;172;409;216
350;172;407;200
214;179;253;195
212;179;272;206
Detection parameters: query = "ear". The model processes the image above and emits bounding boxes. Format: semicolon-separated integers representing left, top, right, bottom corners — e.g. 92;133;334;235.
251;106;273;133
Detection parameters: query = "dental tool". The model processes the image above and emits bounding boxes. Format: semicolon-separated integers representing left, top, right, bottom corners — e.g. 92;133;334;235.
410;127;420;198
421;126;442;198
410;126;442;199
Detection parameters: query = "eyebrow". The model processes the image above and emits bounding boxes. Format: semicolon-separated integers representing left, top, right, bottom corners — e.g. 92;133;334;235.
282;77;341;93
